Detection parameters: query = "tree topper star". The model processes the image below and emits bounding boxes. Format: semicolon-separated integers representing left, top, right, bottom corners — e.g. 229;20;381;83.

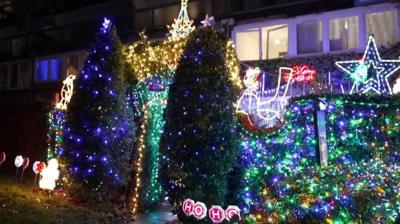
201;14;215;27
335;35;400;95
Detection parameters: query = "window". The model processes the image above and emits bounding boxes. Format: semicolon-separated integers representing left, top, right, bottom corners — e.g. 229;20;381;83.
9;63;18;88
0;64;7;89
262;25;288;59
330;16;359;51
366;10;398;46
36;58;62;82
66;54;79;75
19;62;30;88
236;29;260;61
297;21;323;54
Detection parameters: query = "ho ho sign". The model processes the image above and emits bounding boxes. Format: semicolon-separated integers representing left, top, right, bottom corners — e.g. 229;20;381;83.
182;199;241;223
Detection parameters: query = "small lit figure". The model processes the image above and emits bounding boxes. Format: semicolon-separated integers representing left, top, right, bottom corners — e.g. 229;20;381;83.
39;158;60;191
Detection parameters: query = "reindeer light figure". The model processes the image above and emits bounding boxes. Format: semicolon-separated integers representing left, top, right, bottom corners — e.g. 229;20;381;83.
56;74;76;111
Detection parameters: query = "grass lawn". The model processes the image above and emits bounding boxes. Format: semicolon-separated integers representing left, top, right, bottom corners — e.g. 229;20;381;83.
0;177;107;224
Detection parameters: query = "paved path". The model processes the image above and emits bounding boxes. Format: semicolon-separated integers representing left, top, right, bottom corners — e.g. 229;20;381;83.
134;206;177;224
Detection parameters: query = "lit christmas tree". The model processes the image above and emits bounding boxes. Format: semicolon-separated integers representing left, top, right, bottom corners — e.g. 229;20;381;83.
64;18;134;200
160;27;241;222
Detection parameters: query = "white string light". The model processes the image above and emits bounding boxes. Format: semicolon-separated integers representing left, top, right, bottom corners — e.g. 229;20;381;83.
56;73;76;110
167;0;195;41
236;67;294;129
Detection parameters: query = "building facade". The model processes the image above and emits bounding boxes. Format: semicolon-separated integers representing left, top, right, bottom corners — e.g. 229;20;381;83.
0;0;398;174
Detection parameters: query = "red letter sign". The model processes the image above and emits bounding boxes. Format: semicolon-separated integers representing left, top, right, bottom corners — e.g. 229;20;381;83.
182;199;195;216
193;202;207;220
208;206;225;223
225;205;241;221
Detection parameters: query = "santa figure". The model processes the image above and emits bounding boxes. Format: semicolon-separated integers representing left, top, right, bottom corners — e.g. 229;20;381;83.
39;158;60;191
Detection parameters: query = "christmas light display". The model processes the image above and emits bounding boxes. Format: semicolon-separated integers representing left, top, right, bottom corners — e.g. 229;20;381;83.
167;0;195;41
64;17;134;198
56;74;76;110
239;95;400;223
127;9;240;213
131;71;173;213
33;161;46;175
14;155;23;168
39;158;60;191
47;108;65;160
236;67;294;130
160;27;241;222
283;64;317;83
336;35;400;95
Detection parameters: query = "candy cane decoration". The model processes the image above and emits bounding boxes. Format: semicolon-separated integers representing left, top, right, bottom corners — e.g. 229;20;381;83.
56;74;76;110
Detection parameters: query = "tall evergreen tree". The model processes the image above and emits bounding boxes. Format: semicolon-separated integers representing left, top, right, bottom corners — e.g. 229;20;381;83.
161;27;240;222
64;18;134;201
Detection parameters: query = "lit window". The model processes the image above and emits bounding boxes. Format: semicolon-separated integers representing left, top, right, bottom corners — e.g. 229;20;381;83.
366;10;398;46
297;21;323;54
330;16;359;51
236;29;259;61
36;58;62;82
262;25;288;59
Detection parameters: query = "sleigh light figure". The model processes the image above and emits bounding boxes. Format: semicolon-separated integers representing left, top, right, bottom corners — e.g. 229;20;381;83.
236;67;294;130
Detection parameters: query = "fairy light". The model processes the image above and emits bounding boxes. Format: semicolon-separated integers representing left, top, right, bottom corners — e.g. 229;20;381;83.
132;104;149;214
239;95;400;223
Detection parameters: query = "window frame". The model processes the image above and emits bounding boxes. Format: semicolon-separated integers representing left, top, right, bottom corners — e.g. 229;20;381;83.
232;3;399;60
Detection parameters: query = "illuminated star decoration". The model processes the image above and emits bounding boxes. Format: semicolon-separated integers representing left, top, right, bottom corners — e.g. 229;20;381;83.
201;14;215;28
336;35;400;95
101;17;112;33
167;0;195;41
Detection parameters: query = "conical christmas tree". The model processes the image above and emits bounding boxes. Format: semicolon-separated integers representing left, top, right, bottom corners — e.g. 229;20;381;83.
161;27;241;222
64;18;134;201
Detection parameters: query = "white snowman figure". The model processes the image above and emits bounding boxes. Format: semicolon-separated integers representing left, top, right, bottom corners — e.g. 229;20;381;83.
39;158;60;191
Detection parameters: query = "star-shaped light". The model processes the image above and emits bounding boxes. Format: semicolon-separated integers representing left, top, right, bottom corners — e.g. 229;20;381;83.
201;14;215;28
336;35;400;95
101;17;112;33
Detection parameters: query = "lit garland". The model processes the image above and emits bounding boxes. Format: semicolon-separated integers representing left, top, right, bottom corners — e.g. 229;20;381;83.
125;32;186;82
239;95;400;223
132;71;174;212
46;108;65;160
47;74;76;160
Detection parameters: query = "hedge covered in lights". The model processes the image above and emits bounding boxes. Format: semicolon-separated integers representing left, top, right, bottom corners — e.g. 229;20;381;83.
240;95;400;223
